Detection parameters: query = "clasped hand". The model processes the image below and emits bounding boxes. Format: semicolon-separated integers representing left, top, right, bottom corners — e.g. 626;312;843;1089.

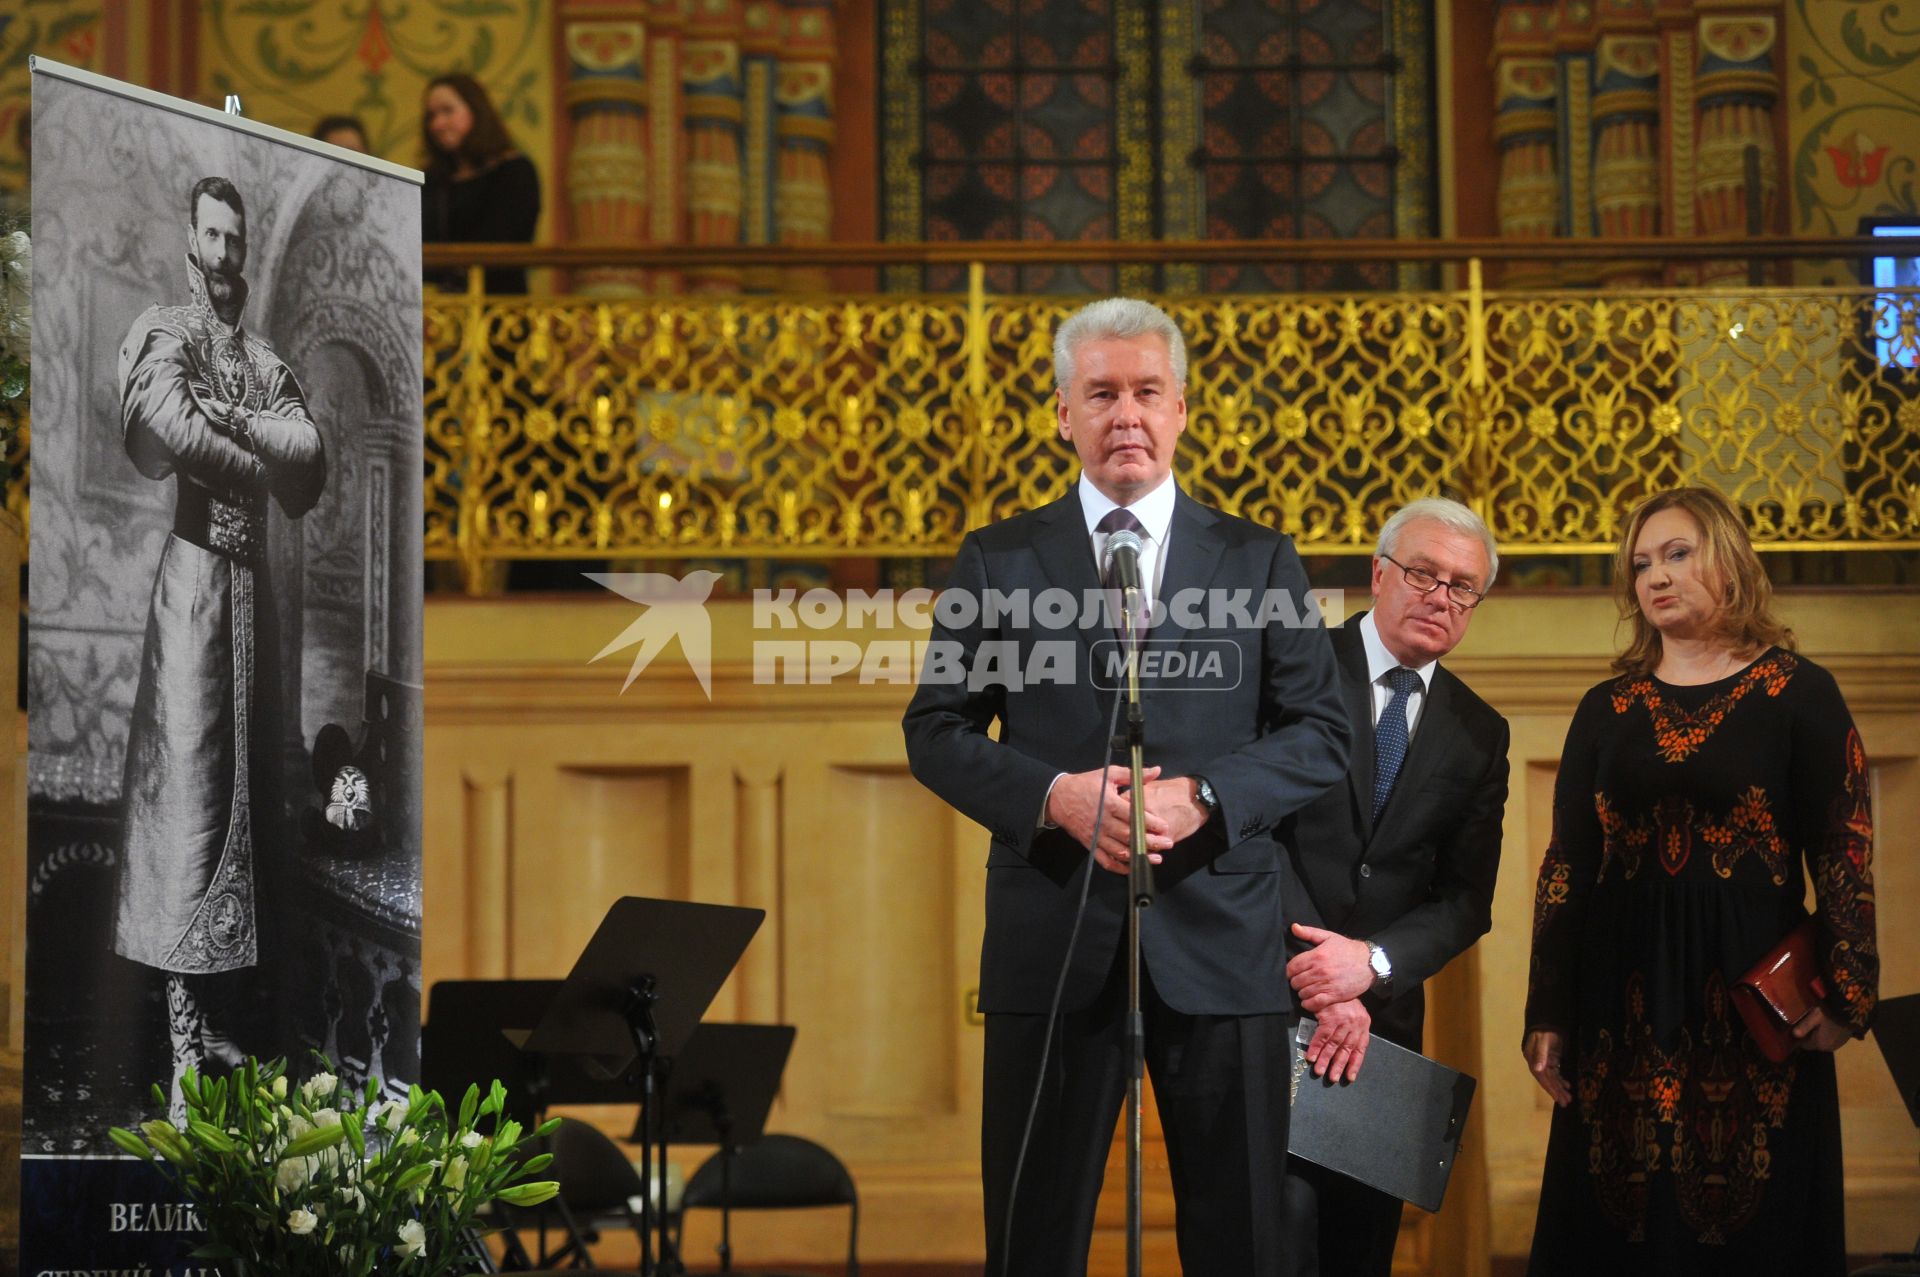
1044;766;1209;874
1287;923;1375;1082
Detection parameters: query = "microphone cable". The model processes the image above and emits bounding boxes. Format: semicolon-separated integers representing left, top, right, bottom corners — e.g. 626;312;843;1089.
998;669;1133;1277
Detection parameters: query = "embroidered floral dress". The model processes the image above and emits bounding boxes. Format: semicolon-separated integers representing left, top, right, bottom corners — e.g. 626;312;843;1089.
1525;649;1876;1276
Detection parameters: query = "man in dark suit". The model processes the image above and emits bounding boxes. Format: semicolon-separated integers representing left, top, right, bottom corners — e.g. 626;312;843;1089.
1278;498;1511;1277
902;298;1350;1277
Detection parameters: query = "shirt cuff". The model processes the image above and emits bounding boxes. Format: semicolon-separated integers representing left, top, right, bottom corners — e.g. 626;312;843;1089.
1037;773;1065;829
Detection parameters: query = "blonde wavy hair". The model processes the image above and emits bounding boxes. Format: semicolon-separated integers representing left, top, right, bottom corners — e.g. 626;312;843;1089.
1612;487;1794;677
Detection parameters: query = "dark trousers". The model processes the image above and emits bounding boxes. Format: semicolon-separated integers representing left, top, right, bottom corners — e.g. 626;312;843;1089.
1280;1154;1405;1277
981;942;1294;1277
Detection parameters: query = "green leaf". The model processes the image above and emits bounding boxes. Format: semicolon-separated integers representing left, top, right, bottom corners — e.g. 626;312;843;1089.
186;1119;237;1154
395;1163;438;1191
281;1124;350;1159
458;1082;479;1131
496;1180;561;1207
1840;8;1920;69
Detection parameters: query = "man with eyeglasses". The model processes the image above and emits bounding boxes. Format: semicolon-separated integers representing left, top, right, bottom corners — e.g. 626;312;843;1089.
1275;497;1512;1277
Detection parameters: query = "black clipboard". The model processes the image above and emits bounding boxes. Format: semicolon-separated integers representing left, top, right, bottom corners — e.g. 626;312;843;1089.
1286;1017;1476;1213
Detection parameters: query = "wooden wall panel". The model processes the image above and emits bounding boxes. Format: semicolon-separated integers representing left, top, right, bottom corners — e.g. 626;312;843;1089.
814;765;955;1119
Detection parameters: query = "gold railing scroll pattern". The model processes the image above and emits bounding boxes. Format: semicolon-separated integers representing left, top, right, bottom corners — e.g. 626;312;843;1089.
424;294;976;561
407;280;1920;570
1482;290;1920;548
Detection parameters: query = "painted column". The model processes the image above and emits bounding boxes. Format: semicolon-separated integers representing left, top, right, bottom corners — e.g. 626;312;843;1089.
1592;32;1663;285
1694;8;1783;286
1493;5;1561;287
648;0;690;293
741;1;783;293
562;16;652;296
683;0;746;294
775;0;836;294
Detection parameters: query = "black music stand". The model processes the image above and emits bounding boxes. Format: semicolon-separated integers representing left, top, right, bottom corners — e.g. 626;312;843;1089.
425;979;643;1126
638;1023;796;1273
511;897;764;1277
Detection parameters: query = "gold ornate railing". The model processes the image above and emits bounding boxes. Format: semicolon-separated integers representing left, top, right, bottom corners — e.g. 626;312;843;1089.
422;260;1920;577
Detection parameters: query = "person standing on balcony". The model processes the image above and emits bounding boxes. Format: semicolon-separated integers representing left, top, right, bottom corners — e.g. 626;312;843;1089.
1276;497;1510;1277
1523;486;1876;1275
903;297;1349;1276
420;73;540;295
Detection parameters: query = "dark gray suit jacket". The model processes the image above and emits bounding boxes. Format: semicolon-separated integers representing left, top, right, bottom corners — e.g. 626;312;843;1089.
903;487;1350;1016
1279;616;1510;1048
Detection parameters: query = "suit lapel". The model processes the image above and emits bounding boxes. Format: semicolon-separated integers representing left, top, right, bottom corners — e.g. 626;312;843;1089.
1332;623;1378;841
1151;492;1224;651
1029;493;1107;704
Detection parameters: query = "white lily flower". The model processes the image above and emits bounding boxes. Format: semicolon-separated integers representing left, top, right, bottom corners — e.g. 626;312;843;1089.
286;1208;317;1235
396;1218;427;1260
274;1157;309;1194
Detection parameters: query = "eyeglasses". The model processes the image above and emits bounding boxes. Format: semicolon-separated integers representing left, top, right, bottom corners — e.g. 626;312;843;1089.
1381;554;1487;610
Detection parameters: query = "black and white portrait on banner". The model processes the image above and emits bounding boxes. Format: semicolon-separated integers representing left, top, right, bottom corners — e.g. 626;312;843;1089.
23;60;423;1273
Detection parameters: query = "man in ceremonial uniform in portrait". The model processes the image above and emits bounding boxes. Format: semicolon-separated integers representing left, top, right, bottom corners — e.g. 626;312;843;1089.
112;175;326;1116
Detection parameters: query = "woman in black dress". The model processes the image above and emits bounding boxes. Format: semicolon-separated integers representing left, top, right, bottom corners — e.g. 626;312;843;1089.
1523;486;1877;1276
420;72;540;294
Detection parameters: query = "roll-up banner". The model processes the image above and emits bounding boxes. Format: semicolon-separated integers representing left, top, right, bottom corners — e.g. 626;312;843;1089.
23;60;425;1274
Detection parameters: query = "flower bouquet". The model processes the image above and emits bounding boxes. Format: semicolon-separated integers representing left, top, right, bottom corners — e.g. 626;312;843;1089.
109;1056;561;1276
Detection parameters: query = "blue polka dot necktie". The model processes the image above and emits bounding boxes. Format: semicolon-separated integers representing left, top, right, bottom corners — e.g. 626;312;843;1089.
1372;666;1421;820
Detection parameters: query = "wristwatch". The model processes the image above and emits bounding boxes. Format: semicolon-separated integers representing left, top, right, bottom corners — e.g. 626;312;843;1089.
1194;776;1219;818
1366;941;1394;993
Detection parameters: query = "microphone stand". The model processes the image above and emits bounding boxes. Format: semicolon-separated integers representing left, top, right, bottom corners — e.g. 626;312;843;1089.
1120;583;1153;1277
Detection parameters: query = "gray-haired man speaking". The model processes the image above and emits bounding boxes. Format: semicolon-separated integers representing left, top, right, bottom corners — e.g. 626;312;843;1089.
903;297;1349;1275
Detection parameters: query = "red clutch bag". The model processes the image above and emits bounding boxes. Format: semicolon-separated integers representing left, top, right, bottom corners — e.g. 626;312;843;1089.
1733;920;1829;1064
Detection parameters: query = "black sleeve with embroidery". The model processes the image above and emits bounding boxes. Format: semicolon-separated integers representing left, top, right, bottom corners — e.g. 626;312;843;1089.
1523;682;1611;1037
1790;664;1878;1034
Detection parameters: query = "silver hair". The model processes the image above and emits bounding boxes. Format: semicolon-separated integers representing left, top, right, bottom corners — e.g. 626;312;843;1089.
1377;497;1500;587
1053;297;1188;392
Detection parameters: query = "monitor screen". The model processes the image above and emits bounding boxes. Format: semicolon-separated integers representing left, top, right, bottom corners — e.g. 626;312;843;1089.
1868;221;1920;369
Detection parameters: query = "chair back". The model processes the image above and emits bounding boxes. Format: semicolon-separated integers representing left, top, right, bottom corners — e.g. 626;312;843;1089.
683;1133;854;1210
549;1116;645;1214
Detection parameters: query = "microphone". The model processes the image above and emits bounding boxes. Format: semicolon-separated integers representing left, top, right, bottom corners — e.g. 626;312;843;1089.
1103;528;1145;595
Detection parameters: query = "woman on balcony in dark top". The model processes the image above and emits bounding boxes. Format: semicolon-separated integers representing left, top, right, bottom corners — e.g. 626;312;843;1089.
420;72;540;295
1523;485;1876;1276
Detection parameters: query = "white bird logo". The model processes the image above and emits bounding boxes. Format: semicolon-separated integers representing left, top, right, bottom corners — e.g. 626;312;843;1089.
586;570;725;699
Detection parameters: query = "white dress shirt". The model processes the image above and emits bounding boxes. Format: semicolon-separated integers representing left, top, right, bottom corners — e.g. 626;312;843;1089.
1077;472;1176;621
1037;475;1181;828
1359;610;1437;739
